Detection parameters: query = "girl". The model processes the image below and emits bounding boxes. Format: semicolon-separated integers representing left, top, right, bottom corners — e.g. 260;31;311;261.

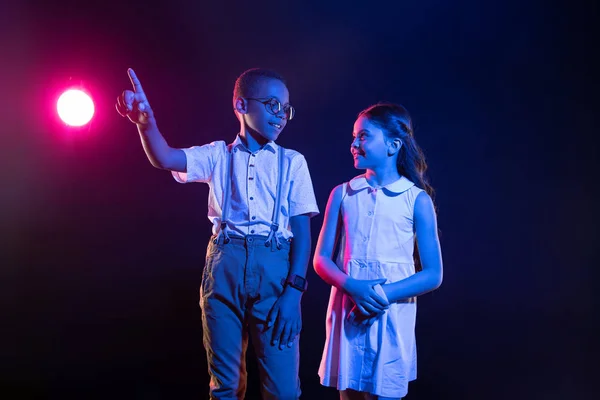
314;103;443;399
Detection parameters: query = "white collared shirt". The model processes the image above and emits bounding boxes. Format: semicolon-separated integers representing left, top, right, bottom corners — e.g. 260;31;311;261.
172;136;319;239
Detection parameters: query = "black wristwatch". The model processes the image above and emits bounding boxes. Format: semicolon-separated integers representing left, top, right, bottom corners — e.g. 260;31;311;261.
281;274;308;292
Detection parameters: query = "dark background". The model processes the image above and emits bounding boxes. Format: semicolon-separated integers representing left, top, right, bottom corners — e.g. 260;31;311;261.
1;0;597;398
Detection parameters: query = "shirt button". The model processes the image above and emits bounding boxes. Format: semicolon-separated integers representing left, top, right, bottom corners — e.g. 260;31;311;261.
363;237;368;242
252;216;256;220
251;229;255;234
251;154;256;157
368;211;373;216
249;177;254;180
250;197;254;200
249;164;255;167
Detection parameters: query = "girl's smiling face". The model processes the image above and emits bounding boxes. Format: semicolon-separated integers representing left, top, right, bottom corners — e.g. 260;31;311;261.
350;115;392;170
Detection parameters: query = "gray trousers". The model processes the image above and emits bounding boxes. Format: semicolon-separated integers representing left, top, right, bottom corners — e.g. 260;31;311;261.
201;235;301;400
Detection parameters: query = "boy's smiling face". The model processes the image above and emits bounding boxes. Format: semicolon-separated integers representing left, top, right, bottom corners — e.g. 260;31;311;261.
240;78;290;143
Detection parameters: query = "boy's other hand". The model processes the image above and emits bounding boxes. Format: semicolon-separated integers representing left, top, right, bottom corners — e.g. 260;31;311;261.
266;288;302;350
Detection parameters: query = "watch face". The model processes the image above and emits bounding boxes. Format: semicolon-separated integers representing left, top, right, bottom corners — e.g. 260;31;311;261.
292;275;306;289
293;276;306;288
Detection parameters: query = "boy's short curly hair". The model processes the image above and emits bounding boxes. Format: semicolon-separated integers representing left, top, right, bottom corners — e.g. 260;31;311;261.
233;68;287;100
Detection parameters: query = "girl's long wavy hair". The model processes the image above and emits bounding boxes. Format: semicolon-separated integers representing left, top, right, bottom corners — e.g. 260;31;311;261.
358;102;435;271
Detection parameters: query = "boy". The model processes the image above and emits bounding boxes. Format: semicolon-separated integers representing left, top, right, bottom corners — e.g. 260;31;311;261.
116;68;319;399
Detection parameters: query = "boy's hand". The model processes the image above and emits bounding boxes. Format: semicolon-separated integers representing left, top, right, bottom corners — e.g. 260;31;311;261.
115;68;154;125
266;288;302;350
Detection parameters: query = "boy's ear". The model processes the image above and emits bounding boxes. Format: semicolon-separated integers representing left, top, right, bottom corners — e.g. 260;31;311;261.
234;97;248;115
388;138;402;155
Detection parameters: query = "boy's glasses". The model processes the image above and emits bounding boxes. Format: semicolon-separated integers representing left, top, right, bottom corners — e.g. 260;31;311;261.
247;97;295;120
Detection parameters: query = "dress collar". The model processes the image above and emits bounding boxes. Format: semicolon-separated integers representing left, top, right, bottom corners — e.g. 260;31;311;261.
348;174;415;194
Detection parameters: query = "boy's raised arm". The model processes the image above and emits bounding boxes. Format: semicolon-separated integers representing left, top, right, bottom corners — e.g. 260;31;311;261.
116;68;186;172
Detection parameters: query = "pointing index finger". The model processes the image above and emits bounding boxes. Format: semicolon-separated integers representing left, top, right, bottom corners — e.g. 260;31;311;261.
128;68;145;94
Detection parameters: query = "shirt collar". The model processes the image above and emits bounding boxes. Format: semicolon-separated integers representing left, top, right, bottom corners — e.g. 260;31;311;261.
232;134;277;154
348;174;415;194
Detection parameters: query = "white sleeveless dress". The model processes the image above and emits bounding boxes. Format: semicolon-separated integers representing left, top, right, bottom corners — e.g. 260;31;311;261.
318;175;423;398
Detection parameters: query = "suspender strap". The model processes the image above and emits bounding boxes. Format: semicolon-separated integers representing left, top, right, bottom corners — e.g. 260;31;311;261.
265;145;285;248
214;144;234;244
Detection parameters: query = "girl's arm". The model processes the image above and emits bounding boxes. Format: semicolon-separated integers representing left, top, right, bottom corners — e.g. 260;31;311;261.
382;191;443;302
313;185;388;315
313;185;347;288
